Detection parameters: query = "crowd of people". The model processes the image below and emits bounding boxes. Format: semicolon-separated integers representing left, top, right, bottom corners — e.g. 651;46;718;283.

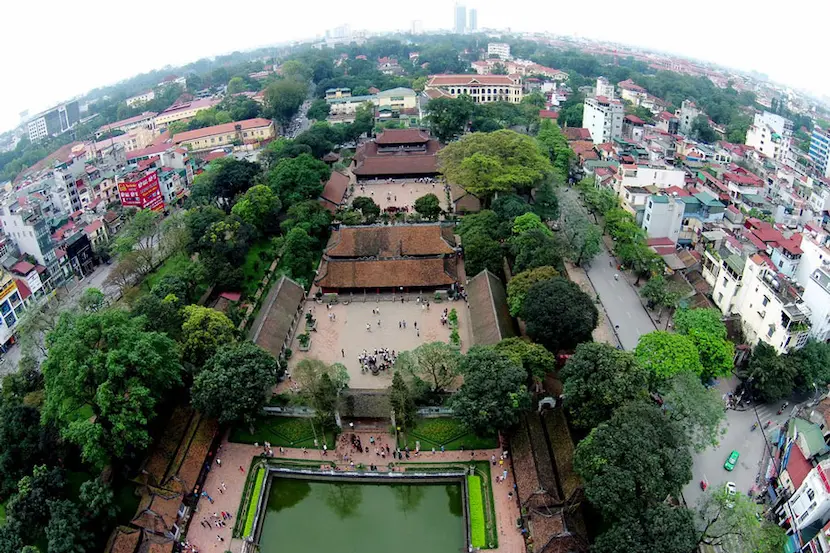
358;348;398;375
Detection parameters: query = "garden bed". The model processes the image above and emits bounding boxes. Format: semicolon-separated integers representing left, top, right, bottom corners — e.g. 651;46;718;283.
397;417;498;451
229;416;335;448
243;467;266;538
468;475;486;548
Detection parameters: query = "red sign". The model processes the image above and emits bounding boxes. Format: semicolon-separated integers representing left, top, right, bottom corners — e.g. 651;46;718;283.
118;171;165;212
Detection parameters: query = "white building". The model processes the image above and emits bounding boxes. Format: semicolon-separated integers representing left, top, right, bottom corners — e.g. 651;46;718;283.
618;164;686;190
26;101;80;142
487;43;511;60
582;96;623;144
677;100;702;136
802;268;830;342
780;459;830;544
595;77;615;99
745;111;793;163
809;126;830;179
411;20;423;34
0;204;61;287
126;90;155;108
643;195;685;242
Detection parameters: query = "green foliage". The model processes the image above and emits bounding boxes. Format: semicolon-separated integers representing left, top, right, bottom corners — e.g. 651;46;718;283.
439;130;551;203
282;227;317;282
692;114;718;143
467;475;486;548
532;181;560;221
491;195;532;224
264;79;309;125
508;228;563;274
746;342;796;402
180;305;237;370
658;371;726;452
425;96;475;142
394;342;461;393
522;277;598;353
230;417;334;448
192;157;262;211
307;99;331;121
390;372;417;432
267;153;331;207
635;331;703;381
536;119;574;183
192;342;278;425
460;230;503;278
451;347;530;435
640;275;683;315
557;189;602;266
280;200;332;246
0;403;61;499
506;266;559;316
41;310;182;468
352;196;381;220
294;359;349;430
244;468;266;537
46;499;91;553
511;212;550;236
413;193;442;220
78;477;117;522
593;504;698;553
788;339;830;391
493;337;557;383
6;465;65;544
574;402;692;519
673;308;734;380
77;288;106;313
561;342;648;429
231;185;282;235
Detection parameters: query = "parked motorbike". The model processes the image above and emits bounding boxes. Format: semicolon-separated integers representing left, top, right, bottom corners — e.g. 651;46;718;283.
777;402;789;415
751;422;758;431
765;420;772;429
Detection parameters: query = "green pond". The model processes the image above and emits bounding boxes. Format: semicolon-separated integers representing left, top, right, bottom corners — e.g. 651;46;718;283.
260;477;465;553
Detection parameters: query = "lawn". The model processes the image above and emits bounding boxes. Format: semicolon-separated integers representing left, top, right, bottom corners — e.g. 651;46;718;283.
242;239;278;298
229;416;336;448
398;417;498;451
0;501;5;525
468;475;486;548
243;467;266;537
144;252;191;291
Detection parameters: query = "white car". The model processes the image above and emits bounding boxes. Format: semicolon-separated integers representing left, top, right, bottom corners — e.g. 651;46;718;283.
725;482;737;507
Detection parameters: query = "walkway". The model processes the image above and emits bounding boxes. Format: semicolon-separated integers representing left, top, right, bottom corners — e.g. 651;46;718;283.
187;433;523;553
586;245;657;350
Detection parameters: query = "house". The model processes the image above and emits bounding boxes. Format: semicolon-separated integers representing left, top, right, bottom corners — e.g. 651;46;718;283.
656;111;679;135
319;171;350;213
96;112;156;138
153;98;219;127
84;219;109;251
315;224;459;292
172;118;275;154
424;74;523;104
351;129;442;181
449;183;481;213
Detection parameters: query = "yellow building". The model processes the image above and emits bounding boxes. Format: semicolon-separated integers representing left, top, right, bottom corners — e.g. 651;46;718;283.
153;98;220;127
172;118;275;153
425;74;523;104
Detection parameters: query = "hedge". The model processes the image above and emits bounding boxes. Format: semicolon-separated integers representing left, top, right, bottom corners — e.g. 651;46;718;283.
243;467;266;537
467;475;486;548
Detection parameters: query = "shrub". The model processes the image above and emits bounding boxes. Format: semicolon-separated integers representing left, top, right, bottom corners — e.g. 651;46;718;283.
450;328;460;346
243;468;266;537
448;308;458;326
468;475;486;548
283;348;293;360
298;333;310;347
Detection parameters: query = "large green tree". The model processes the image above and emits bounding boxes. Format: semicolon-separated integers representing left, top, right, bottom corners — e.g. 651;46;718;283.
42;310;181;467
6;465;65;544
425;96;474;142
113;209;161;275
264;79;309;126
0;403;61;499
593;504;698;553
745;342;796;402
788;339;830;391
192;342;278;425
506;266;559;316
267;153;331;207
394;341;461;393
180;305;237;370
231;184;282;235
439;130;551;204
695;484;787;553
493;337;557;383
674;308;734;380
46;499;91;553
460;230;503;278
414;193;442;220
508;228;563;274
522;277;598;353
659;371;726;451
536;119;574;183
390;371;417;432
451;347;530;435
574;402;693;519
561;342;648;429
635;331;704;381
282;227;317;284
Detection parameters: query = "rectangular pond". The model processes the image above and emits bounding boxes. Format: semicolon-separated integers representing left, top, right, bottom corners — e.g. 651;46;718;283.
259;477;465;553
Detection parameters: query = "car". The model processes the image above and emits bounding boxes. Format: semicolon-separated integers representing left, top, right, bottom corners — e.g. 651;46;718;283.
725;481;737;508
724;450;740;471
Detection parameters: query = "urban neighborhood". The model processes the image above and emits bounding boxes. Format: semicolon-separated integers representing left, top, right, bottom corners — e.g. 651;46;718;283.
1;5;830;553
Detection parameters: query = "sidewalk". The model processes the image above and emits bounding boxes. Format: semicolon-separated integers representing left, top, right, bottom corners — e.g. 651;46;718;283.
564;261;618;347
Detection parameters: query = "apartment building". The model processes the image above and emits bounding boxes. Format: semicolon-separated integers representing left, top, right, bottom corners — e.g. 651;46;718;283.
582;96;623;144
810;126;830;179
424;74;523;104
487;42;511;60
171;118;275;153
26;100;80;142
676;100;701;135
95;112;156;138
0;203;61;288
0;271;27;351
125;90;155;108
745;111;793;163
153;98;219;127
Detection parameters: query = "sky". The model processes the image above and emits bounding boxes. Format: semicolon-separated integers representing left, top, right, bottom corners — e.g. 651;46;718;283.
2;0;828;133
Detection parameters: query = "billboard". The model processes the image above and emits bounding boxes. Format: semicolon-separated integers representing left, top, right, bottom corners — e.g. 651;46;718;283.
118;171;164;212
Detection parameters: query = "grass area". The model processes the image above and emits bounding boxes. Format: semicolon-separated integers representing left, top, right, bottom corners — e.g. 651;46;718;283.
0;501;5;526
242;239;278;298
229;416;335;448
144;252;191;291
243;467;266;538
473;461;498;549
468;475;486;548
398;418;499;451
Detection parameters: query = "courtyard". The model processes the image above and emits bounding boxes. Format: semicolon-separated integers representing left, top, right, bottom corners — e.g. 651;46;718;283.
351;179;451;212
287;297;473;390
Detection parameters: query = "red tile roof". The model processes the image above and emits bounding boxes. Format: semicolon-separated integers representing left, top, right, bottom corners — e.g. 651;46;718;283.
85;220;104;234
14;279;31;301
562;128;592;141
374;128;431;145
625;114;645;125
326;225;456;258
319;171;350;212
98;112;157;134
172;118;272;144
618;79;647;93
316;257;457;290
647;237;675;247
201;151;228;163
539;110;559;119
11;261;35;275
427;74;519;86
786;444;812;490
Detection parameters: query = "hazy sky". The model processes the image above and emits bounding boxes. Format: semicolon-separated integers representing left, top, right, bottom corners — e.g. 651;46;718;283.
2;0;827;133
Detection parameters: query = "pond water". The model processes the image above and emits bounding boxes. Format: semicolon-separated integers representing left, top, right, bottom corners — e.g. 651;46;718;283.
259;477;465;553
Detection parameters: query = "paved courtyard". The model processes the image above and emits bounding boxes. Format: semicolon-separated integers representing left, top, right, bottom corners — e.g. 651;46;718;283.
351;180;450;212
287;298;472;390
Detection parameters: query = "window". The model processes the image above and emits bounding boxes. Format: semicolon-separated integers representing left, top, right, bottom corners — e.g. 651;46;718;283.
718;292;723;303
723;277;728;287
762;296;769;307
767;326;775;338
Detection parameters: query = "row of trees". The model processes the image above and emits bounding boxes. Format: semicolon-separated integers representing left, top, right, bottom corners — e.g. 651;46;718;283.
425;93;547;143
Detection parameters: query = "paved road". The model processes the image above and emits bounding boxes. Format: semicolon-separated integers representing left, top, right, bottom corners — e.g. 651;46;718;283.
586;246;657;350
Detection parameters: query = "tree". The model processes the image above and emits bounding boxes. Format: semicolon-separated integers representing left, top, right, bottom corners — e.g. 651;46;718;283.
511;212;550;236
0;403;61;498
532;181;559;221
192;342;278;425
451;347;530;435
635;331;703;381
461;230;503;278
264;79;309;126
307;99;331;121
593;504;698;553
695;484;787;553
6;465;65;543
103;251;143;293
506;266;559;316
438;130;551;204
536;119;574;183
113;209;161;275
557;188;601;265
259;138;313;170
425;96;474;142
390;371;417;432
574;402;692;519
47;499;91;553
79;477;117;522
352;196;381;220
492;194;532;223
640;275;683;319
692;114;718;143
280;199;332;245
414;193;442;220
180;305;237;370
509;228;563;274
788;339;830;392
659;371;726;452
522;277;598;353
226;76;248;95
561;342;648;429
394;342;461;393
78;287;106;312
211;158;261;210
42;310;181;467
493;337;557;383
745;342;795;403
282;227;317;283
295;360;349;431
231;184;282;235
617;240;662;285
673;308;735;381
267;153;331;207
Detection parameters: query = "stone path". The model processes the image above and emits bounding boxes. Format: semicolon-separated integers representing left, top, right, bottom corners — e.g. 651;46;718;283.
351;180;450;211
186;432;523;553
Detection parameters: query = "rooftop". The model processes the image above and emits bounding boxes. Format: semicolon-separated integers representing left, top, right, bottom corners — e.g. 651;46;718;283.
172;118;272;144
427;74;519;87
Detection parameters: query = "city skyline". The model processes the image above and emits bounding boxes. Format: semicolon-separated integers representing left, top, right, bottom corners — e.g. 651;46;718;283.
1;0;827;134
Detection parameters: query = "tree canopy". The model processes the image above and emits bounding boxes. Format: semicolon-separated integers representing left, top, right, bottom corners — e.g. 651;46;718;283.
267;153;331;208
180;305;237;370
394;341;461;394
658;371;726;452
231;184;282;235
522;277;598;353
492;337;557;383
635;331;704;381
673;308;734;381
506;266;559;316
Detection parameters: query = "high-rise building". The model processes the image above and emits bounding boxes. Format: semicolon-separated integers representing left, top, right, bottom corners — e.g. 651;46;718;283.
468;8;477;32
582;96;624;145
809;126;830;178
745;111;793;163
454;4;466;34
25;100;80;142
487;43;511;60
411;20;423;34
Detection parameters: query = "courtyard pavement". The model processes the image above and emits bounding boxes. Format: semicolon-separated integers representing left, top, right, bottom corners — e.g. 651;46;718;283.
287;298;473;390
351;180;450;212
188;433;524;553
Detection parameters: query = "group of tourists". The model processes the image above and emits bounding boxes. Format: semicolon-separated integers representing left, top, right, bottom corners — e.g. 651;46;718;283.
358;348;398;375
